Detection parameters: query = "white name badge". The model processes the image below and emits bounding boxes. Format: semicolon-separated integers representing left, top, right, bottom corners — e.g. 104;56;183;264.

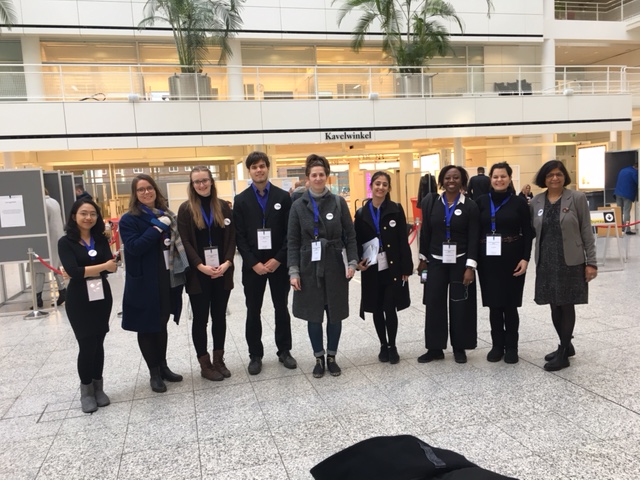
377;251;389;271
204;247;220;267
164;238;171;247
311;241;322;262
86;278;105;302
442;243;457;264
88;249;97;258
163;250;170;270
389;220;396;228
274;203;282;210
537;208;544;217
486;235;502;256
257;228;272;250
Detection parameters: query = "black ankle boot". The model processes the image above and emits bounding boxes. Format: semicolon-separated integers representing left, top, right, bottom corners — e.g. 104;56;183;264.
149;367;167;392
388;346;400;365
544;343;575;361
544;345;570;372
160;362;183;382
312;356;325;378
378;345;389;363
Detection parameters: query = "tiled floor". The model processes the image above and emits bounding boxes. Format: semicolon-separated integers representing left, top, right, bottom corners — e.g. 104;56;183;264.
1;235;640;479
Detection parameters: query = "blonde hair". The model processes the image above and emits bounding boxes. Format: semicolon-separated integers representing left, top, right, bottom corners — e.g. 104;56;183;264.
187;166;225;229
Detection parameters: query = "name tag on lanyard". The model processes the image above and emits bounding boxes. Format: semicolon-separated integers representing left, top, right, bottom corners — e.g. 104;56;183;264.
311;241;322;262
163;250;170;270
442;243;457;264
377;251;389;271
204;247;220;267
257;229;272;250
486;234;502;256
86;278;105;302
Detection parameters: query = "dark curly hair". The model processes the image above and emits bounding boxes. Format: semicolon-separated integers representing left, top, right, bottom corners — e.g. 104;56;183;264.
437;165;469;189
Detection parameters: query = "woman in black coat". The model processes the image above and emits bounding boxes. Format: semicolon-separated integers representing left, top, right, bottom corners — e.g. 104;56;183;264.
417;165;480;364
476;162;533;364
354;171;413;364
58;199;117;413
120;174;188;393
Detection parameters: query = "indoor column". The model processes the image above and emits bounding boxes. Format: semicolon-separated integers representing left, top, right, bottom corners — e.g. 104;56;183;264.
20;36;45;101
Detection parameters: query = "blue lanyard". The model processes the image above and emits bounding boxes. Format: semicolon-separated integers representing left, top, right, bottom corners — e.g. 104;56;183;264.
443;194;461;241
200;205;214;246
308;191;320;240
253;185;269;228
368;200;383;247
141;205;164;216
489;193;512;233
80;237;96;261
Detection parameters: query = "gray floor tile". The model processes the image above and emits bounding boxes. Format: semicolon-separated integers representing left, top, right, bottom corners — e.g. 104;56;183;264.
118;443;202;480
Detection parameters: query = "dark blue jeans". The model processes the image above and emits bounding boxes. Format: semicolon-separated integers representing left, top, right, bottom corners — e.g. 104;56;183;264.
307;306;342;356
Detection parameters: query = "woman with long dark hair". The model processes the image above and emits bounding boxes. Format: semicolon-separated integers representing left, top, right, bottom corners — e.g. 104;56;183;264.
119;174;188;393
58;199;117;413
417;165;480;364
177;166;236;382
354;171;413;364
476;162;533;364
530;160;597;371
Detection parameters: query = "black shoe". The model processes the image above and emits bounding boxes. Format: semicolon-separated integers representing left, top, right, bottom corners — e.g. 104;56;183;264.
453;350;467;364
486;347;504;362
544;343;575;361
388;346;400;365
312;356;325;378
544;345;570;371
327;355;341;376
248;356;262;375
160;363;183;382
278;351;298;369
149;367;167;393
626;231;636;235
504;349;519;364
378;345;390;363
56;289;66;306
417;349;445;363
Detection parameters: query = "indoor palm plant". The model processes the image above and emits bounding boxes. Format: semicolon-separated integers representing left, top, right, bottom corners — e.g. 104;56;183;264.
333;0;493;96
0;0;16;31
139;0;244;98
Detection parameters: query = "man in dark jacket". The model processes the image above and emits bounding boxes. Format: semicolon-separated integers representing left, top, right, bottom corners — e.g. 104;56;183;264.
467;166;491;200
233;151;297;375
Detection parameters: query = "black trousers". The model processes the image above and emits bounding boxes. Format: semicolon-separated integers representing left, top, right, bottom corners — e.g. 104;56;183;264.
423;256;477;350
189;275;230;357
76;332;107;384
137;314;170;370
242;265;292;358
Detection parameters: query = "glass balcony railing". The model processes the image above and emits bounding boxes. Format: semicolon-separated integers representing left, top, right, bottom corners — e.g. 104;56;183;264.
555;0;640;21
0;64;631;102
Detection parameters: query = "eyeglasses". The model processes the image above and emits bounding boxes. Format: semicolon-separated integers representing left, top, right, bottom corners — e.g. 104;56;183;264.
545;172;564;179
192;179;211;186
136;186;155;194
77;211;98;218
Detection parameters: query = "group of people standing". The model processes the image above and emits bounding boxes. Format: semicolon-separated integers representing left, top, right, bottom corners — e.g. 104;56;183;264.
417;160;597;373
57;153;597;414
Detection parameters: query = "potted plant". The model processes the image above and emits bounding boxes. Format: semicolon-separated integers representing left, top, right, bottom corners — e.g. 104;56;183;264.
333;0;493;97
139;0;244;99
0;0;16;31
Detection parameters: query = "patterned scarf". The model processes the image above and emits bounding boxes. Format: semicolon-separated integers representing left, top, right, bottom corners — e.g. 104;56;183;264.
143;206;188;288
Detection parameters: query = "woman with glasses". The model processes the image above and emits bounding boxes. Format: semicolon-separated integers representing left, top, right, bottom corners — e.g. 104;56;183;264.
530;160;597;371
177;166;236;381
354;171;413;365
476;162;533;364
417;165;480;364
288;154;358;378
120;175;189;393
58;199;117;412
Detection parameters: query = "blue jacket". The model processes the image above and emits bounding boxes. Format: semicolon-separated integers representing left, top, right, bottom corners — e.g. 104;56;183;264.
614;166;638;201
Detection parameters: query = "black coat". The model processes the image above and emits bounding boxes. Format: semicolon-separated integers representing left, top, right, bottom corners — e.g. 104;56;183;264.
233;183;291;270
354;199;413;318
468;174;491;200
310;435;519;480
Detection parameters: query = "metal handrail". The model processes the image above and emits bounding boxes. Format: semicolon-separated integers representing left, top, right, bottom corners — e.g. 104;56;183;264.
555;0;640;21
0;63;631;102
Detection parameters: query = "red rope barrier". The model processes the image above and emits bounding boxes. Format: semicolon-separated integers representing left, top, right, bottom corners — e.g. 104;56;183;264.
32;253;64;276
594;219;640;229
408;224;418;245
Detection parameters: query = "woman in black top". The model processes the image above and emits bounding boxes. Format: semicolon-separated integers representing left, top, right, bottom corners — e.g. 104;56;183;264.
355;171;413;364
417;166;480;364
476;162;533;364
58;199;117;413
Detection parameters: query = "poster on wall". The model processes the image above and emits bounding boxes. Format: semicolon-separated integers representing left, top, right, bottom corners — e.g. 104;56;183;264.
0;195;27;228
577;145;606;189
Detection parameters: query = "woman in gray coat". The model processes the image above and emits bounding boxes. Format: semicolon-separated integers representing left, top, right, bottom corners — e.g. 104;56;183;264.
530;160;597;372
288;154;358;378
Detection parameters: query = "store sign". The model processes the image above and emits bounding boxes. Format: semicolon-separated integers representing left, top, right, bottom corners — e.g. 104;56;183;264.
323;131;372;141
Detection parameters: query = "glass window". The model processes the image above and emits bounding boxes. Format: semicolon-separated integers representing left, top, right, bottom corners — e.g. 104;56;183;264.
241;44;315;66
168;166;179;173
0;40;23;63
41;42;137;63
133;168;144;174
316;46;390;66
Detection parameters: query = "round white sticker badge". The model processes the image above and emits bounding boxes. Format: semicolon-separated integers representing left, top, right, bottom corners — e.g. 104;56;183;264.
389;220;397;228
326;213;334;220
274;203;282;210
164;238;171;246
88;249;97;257
538;209;544;217
454;209;462;216
224;218;231;226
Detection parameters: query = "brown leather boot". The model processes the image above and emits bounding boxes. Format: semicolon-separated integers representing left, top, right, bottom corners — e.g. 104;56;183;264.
197;353;223;381
212;350;231;378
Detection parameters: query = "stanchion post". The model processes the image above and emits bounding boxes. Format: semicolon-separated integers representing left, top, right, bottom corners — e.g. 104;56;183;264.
24;248;50;320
